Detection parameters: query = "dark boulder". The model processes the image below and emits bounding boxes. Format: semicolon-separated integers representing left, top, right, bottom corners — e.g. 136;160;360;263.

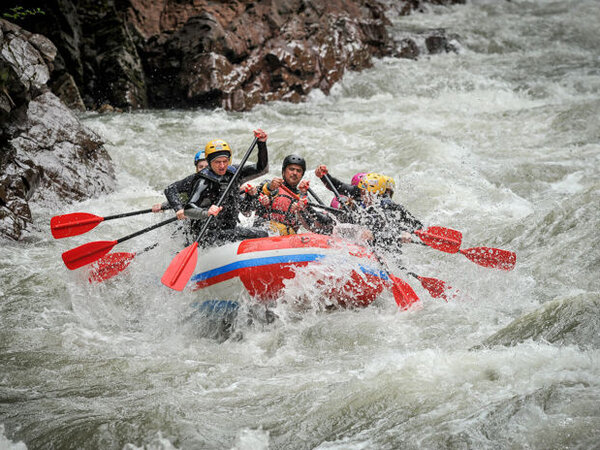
6;0;465;112
0;19;115;240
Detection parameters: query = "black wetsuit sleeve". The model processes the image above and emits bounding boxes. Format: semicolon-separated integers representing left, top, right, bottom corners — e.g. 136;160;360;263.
164;173;197;211
319;173;361;199
385;201;423;232
301;208;335;234
238;141;269;184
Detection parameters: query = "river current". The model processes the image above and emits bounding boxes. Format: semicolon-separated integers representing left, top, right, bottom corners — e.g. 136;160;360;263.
1;1;599;448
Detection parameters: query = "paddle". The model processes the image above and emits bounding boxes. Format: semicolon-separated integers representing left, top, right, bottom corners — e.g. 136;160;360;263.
307;187;325;205
459;246;516;271
402;270;455;301
413;227;462;253
307;202;343;213
319;173;419;308
161;137;259;291
62;217;177;270
51;207;167;239
410;230;516;270
88;252;135;283
87;243;159;283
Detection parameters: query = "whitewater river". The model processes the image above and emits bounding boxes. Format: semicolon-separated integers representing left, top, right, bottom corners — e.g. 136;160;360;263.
2;1;599;448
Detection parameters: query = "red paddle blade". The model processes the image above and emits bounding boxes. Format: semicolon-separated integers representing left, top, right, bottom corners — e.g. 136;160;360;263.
460;247;517;271
51;213;104;239
62;240;118;270
88;252;136;283
415;226;462;254
388;274;420;310
418;276;452;301
161;242;199;291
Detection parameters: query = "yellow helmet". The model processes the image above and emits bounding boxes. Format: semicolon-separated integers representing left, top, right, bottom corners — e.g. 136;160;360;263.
205;139;232;164
358;173;388;195
384;175;396;192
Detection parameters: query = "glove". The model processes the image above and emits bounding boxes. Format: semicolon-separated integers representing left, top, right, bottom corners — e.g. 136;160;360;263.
314;165;328;178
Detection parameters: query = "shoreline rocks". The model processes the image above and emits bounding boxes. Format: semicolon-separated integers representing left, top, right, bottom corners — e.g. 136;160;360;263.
0;19;115;240
10;0;464;112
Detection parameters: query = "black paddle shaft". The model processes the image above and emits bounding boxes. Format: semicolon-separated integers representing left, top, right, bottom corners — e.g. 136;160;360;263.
103;204;171;221
195;137;259;244
307;187;325;205
103;208;153;221
307;202;342;213
116;217;178;244
322;174;354;215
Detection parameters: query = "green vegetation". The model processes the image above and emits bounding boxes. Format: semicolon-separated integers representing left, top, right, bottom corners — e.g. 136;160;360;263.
2;6;45;21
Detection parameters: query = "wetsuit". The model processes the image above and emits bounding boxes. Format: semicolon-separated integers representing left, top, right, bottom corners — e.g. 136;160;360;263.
318;173;423;250
164;141;269;246
260;180;334;235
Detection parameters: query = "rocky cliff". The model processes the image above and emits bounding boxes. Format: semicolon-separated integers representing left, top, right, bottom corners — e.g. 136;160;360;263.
6;0;462;111
0;19;115;240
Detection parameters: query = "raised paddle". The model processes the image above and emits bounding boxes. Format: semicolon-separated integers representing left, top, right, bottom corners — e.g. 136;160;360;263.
320;173;419;308
307;202;342;213
62;217;177;270
51;206;168;239
161;137;259;291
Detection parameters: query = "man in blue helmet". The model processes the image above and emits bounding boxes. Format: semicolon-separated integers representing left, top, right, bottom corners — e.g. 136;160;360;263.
152;148;209;212
193;149;208;172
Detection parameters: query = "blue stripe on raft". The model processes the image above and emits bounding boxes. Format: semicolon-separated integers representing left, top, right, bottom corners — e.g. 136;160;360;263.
359;265;389;280
191;252;389;284
191;253;326;282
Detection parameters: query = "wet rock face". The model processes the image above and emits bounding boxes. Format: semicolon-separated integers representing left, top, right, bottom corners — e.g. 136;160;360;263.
480;293;600;351
8;0;464;111
140;0;394;111
0;19;115;240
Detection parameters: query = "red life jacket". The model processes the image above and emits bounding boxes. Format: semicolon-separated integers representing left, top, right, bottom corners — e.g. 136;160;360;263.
268;183;305;232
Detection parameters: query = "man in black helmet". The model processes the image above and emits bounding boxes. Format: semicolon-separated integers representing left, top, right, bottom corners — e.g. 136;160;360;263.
258;154;333;235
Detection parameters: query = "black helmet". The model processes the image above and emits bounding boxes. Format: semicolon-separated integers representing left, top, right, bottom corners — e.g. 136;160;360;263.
282;154;306;174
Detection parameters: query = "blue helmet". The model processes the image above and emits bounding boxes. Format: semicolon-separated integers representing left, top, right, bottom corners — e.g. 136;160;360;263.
194;150;206;165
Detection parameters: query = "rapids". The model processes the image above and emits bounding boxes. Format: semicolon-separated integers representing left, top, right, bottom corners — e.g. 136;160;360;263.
1;1;599;448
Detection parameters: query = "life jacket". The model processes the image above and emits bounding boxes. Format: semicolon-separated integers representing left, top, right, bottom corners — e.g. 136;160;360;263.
268;183;306;235
188;166;239;230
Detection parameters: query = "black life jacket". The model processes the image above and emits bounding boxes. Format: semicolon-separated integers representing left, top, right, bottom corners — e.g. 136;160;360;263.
188;166;239;229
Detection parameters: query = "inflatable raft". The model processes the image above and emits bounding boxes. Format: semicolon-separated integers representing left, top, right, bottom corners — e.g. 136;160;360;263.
189;233;391;307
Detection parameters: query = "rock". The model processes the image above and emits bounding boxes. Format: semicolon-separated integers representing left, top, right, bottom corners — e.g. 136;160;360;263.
479;293;600;351
12;0;465;112
50;72;85;111
0;19;115;240
0;19;51;94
